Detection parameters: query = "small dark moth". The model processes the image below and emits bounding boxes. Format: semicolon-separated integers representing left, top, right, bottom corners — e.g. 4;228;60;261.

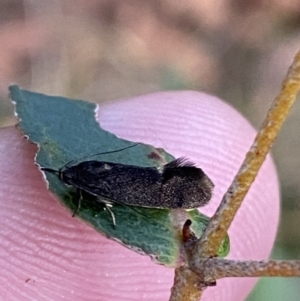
42;156;214;225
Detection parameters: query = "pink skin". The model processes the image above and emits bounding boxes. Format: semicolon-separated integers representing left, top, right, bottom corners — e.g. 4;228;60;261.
0;91;279;301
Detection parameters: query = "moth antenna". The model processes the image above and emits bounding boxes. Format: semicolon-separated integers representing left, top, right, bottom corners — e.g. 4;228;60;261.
89;143;141;157
40;167;59;174
63;143;141;169
78;143;141;163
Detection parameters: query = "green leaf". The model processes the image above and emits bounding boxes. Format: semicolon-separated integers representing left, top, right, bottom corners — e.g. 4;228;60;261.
10;85;230;266
187;210;230;257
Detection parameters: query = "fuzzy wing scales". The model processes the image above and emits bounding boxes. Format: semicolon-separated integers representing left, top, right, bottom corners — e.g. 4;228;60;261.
161;157;214;209
62;161;163;207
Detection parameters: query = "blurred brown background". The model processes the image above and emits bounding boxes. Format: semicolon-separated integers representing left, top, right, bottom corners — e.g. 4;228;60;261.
1;0;300;299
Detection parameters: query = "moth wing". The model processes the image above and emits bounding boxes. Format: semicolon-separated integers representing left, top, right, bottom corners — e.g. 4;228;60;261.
65;161;162;207
161;157;214;208
162;157;207;183
164;157;195;169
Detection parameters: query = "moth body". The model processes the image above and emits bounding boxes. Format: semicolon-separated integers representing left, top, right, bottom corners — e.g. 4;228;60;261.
58;158;214;209
42;157;214;224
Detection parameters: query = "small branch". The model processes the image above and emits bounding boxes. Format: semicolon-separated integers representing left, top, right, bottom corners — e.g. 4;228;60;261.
170;222;300;301
170;221;204;301
183;221;300;285
169;266;204;301
195;50;300;257
190;258;300;280
169;51;300;301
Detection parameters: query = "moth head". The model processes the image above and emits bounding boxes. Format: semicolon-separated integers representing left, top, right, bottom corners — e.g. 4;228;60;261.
40;166;72;185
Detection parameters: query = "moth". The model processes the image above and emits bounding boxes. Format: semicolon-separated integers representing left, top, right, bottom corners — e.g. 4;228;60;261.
42;155;214;225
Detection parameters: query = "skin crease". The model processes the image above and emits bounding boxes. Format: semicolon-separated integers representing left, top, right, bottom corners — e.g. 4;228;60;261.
0;91;280;301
